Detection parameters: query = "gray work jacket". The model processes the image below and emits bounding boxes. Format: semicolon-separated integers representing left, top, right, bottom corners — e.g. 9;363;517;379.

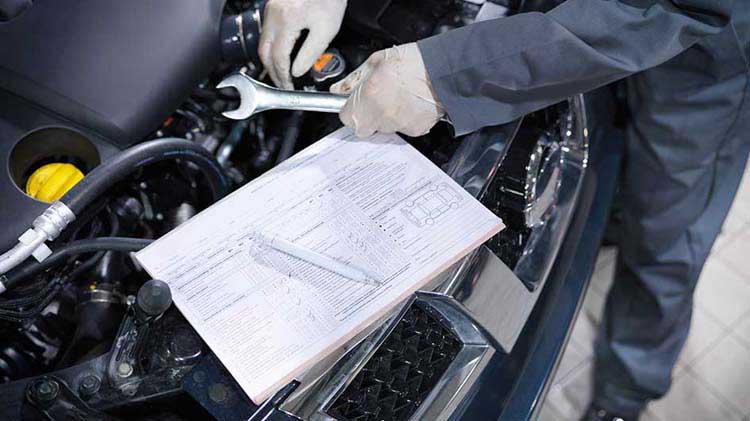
418;0;737;135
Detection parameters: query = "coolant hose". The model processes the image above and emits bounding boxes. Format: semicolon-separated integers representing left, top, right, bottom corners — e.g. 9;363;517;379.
2;237;153;291
61;138;231;215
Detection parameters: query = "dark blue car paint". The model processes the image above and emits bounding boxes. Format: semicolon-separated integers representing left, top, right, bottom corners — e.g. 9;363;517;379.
457;91;625;421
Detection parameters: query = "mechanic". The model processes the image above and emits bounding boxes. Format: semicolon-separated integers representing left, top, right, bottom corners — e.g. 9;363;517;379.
258;0;749;420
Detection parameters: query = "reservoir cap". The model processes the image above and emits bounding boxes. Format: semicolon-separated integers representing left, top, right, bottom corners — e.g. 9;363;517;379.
25;163;84;203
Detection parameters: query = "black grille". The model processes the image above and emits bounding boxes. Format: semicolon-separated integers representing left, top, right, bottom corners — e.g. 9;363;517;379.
327;304;462;421
486;226;531;269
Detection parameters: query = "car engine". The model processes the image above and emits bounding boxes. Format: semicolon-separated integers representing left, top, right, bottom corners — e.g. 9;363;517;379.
0;0;587;419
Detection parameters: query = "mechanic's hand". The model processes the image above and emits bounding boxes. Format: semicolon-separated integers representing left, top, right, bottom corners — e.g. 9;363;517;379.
331;43;445;138
258;0;347;90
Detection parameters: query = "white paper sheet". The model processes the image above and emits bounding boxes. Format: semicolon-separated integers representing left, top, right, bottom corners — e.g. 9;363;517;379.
135;128;504;403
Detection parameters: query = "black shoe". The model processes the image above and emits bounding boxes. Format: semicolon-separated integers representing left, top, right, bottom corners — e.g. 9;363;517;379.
581;404;639;421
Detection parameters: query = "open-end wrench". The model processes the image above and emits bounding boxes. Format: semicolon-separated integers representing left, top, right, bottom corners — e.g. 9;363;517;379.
217;73;348;120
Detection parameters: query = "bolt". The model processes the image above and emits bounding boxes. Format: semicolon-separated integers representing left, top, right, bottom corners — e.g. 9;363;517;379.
117;362;133;378
192;370;207;383
32;378;60;403
121;384;138;397
208;383;229;404
79;374;101;397
170;331;201;363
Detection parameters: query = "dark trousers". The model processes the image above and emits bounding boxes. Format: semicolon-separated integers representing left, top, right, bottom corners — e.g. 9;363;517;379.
593;8;750;415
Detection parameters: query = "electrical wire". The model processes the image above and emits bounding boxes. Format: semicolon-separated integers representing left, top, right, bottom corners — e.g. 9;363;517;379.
0;277;66;323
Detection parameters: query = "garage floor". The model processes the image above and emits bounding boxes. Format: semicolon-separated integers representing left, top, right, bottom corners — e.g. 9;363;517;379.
540;168;750;421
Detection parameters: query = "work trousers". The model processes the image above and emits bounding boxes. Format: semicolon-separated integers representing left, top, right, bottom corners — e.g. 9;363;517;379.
593;8;750;415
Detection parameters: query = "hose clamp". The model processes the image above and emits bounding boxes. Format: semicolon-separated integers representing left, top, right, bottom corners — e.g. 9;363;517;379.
32;201;76;241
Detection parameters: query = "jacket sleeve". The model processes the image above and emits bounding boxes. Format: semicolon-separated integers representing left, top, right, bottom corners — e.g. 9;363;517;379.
418;0;734;135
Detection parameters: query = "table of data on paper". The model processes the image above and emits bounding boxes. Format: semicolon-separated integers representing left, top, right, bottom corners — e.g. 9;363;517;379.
135;127;504;404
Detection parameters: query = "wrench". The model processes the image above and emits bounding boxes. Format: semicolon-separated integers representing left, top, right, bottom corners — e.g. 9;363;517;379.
217;73;348;120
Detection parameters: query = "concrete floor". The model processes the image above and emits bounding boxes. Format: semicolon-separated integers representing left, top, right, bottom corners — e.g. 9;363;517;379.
540;168;750;421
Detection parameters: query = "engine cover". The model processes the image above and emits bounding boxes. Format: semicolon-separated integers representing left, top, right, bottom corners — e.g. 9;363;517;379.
0;0;225;145
0;0;226;249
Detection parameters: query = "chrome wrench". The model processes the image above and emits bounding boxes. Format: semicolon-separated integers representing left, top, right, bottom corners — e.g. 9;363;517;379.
217;73;348;120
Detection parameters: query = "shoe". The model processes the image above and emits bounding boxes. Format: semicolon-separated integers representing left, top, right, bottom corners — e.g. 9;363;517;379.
581;404;639;421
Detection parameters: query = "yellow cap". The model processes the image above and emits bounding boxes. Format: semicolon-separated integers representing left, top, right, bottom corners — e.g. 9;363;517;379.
25;163;84;203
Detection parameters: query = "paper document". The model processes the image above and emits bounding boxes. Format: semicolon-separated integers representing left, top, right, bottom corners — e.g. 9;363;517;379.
135;128;504;404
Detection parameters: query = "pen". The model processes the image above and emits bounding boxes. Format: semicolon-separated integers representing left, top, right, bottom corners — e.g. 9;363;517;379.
252;232;382;286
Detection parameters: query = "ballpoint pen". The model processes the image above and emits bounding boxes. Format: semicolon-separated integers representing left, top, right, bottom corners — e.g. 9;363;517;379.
252;232;382;286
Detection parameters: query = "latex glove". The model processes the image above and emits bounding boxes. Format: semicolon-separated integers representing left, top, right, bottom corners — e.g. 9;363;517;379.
258;0;347;90
331;43;445;138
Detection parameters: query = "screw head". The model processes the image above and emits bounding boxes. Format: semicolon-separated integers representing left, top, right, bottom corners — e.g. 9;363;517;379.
79;374;101;397
121;384;138;396
208;383;229;404
192;370;207;383
31;378;60;403
117;362;133;378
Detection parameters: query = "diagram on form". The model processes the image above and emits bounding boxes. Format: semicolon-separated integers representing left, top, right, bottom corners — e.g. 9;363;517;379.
401;183;463;227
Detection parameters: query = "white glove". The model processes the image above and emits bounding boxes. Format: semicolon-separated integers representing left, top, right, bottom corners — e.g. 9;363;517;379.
331;43;445;138
258;0;347;90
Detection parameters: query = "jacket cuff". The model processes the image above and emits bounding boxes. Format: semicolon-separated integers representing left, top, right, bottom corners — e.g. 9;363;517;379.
418;36;478;136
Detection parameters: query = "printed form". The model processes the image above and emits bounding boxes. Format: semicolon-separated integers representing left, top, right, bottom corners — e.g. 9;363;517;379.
135;128;504;404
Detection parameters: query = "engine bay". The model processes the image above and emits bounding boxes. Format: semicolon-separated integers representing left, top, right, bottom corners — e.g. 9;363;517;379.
0;1;585;419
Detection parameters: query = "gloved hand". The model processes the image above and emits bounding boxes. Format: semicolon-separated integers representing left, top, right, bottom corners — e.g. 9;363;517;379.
258;0;347;90
331;43;445;138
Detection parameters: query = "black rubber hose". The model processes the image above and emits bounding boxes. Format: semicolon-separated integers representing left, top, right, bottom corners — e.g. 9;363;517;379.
276;111;304;164
61;138;231;215
220;7;263;64
2;237;153;290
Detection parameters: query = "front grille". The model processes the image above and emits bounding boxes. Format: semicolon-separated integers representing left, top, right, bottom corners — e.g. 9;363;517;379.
327;303;462;421
486;226;531;269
